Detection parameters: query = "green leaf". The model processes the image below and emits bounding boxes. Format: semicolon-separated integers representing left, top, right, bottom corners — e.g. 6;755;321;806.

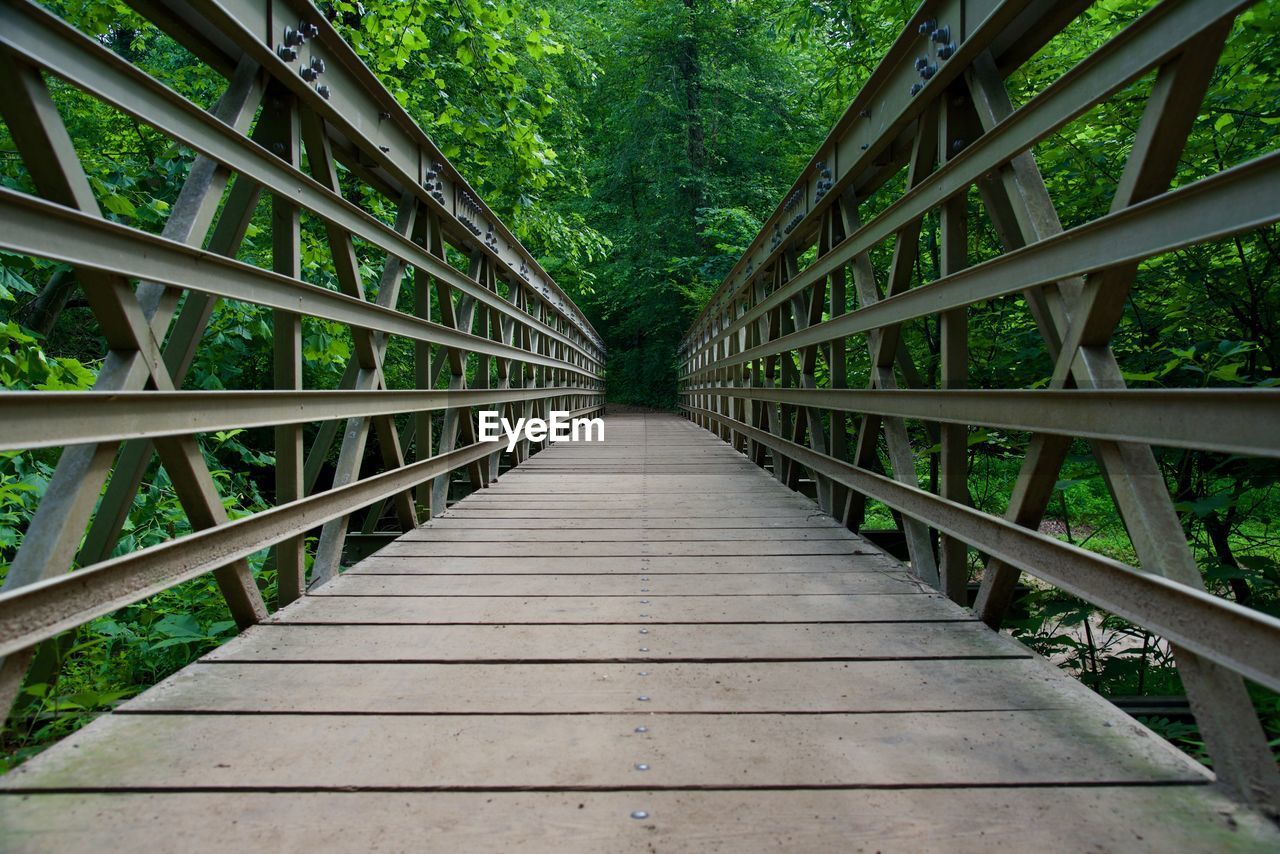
153;613;202;638
101;194;137;217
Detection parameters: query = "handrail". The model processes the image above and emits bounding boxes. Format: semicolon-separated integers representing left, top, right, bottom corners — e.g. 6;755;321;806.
677;0;1280;811
0;0;602;720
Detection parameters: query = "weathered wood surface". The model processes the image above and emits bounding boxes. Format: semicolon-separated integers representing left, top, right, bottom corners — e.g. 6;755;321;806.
2;413;1275;851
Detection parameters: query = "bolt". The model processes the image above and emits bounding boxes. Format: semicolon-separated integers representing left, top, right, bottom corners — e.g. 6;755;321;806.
631;811;650;820
637;696;650;702
277;45;297;62
938;42;956;60
918;18;935;35
635;726;648;733
317;85;331;100
920;63;937;80
379;111;391;120
910;82;923;96
302;22;319;39
301;66;317;81
638;647;649;652
638;671;649;676
951;138;966;154
634;763;650;771
639;629;648;634
914;56;927;72
932;24;951;44
282;26;300;47
859;109;871;119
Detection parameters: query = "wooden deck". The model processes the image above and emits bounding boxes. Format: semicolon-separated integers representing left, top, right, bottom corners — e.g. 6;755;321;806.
1;413;1275;851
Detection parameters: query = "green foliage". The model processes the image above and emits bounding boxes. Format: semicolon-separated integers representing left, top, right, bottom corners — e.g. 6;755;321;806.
548;0;854;406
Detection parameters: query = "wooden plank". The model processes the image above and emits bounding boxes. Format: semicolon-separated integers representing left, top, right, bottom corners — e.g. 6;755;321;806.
0;710;1207;790
374;540;874;557
3;787;1274;853
479;484;790;491
206;622;1021;662
119;659;1085;714
396;528;859;543
269;593;965;624
317;571;922;596
344;555;903;575
422;516;840;528
434;507;826;518
451;497;817;507
432;508;836;519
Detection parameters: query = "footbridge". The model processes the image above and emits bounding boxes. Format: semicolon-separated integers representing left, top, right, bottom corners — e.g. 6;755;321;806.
0;0;1278;849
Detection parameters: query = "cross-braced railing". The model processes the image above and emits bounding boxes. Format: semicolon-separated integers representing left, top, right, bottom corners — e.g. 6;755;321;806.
0;1;602;721
678;0;1280;810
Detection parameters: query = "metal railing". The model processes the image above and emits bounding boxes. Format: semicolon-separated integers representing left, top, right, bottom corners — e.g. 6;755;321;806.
678;0;1280;809
0;1;602;715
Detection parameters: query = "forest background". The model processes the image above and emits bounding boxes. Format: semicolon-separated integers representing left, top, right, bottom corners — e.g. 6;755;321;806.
1;0;1279;769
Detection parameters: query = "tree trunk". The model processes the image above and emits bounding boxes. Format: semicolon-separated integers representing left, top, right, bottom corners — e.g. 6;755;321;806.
14;268;77;337
1205;511;1251;605
677;0;705;252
